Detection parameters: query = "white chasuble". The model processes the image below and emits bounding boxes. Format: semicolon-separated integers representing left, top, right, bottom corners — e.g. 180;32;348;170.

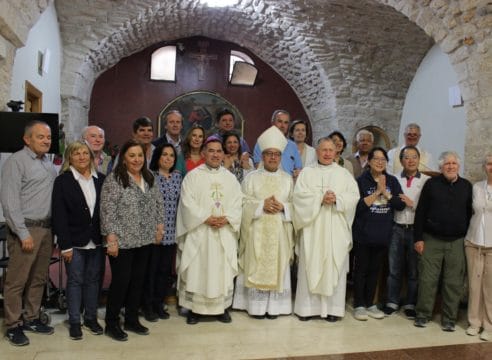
293;163;359;298
176;164;242;314
239;169;294;291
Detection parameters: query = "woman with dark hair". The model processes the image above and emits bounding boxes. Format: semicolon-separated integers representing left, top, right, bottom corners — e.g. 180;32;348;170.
141;143;183;321
182;124;206;173
352;147;405;321
328;131;354;176
100;140;165;341
288;120;316;167
222;131;253;182
52;141;105;340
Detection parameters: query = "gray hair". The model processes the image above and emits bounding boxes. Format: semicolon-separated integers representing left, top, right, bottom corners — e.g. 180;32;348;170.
81;125;105;139
404;123;421;134
438;151;461;169
270;109;290;123
355;129;374;142
483;153;492;166
24;120;50;137
316;136;335;149
162;110;183;127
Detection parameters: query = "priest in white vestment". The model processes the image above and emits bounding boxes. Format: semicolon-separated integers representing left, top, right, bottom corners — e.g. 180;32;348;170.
293;137;359;321
176;137;243;324
233;126;295;319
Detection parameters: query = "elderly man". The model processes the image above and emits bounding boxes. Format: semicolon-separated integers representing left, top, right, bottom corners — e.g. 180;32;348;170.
82;125;110;174
346;129;374;178
387;123;435;175
233;126;294;319
1;121;57;346
213;108;250;153
176;137;242;325
413;151;472;331
383;145;430;319
293;137;359;321
253;110;302;177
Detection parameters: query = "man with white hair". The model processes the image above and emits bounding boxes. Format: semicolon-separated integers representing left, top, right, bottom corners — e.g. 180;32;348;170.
82;125;110;174
413;151;472;332
253;110;302;177
233;125;294;319
346;129;374;178
387;123;435;175
293;137;359;322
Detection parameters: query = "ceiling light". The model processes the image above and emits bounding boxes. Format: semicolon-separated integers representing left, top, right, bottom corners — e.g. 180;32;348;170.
201;0;238;8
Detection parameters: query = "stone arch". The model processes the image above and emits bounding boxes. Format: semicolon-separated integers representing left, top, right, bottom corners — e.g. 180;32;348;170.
51;0;492;178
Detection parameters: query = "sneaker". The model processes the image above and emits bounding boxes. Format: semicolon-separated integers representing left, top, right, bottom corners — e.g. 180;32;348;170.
441;321;456;332
383;306;397;316
353;307;368;321
22;319;54;335
367;305;384;319
69;324;82;340
480;330;490;341
5;326;29;346
403;308;417;319
414;317;428;328
466;326;479;336
84;320;103;335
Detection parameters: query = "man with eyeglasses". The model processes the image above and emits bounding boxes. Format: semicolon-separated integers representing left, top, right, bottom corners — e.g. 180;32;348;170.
387;123;435;175
253;110;302;178
382;145;430;319
233;126;294;319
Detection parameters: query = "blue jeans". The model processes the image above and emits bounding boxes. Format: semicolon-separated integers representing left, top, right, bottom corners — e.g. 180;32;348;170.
386;224;418;309
65;247;104;325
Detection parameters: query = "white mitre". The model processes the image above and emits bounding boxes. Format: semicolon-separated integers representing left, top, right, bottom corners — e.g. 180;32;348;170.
257;126;288;152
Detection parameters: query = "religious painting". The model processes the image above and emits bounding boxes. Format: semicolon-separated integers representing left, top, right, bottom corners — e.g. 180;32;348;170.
158;90;244;137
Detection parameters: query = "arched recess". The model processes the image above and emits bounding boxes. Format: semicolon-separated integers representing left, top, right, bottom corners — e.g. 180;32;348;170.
54;0;492;179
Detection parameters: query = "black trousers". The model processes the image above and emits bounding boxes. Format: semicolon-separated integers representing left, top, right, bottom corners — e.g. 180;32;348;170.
353;242;386;308
105;245;151;326
142;244;176;309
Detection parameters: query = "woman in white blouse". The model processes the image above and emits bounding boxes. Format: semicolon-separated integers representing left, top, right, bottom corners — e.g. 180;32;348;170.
465;153;492;341
288;120;317;167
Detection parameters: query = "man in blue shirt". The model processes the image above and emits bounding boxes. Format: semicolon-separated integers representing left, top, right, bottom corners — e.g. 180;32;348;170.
253;110;302;177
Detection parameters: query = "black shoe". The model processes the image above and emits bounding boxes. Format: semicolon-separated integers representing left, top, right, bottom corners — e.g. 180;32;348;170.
298;316;311;321
404;308;417;319
155;305;170;320
383;306;397;316
217;310;232;323
69;324;83;340
186;311;199;325
5;325;29;346
265;314;278;320
326;315;340;322
143;308;159;322
414;317;428;328
105;324;128;341
23;319;54;335
441;321;456;332
84;319;103;335
124;320;149;335
251;314;265;320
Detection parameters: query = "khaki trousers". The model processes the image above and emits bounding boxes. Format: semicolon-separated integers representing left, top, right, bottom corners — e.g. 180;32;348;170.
465;241;492;331
3;226;53;328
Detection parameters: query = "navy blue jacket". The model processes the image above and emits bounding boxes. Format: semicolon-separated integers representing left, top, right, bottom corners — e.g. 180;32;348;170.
352;170;406;246
52;171;105;250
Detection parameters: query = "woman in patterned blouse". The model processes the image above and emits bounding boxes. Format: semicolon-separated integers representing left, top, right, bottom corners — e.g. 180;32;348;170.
142;143;183;321
222;131;253;183
100;140;165;341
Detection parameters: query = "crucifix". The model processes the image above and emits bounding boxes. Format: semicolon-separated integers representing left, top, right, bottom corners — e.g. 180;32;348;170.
189;41;218;81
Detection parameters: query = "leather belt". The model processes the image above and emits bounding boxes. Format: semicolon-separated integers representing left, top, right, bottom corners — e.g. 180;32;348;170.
25;218;51;228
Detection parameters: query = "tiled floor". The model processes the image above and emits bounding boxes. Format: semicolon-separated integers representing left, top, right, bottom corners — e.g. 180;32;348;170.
0;304;488;360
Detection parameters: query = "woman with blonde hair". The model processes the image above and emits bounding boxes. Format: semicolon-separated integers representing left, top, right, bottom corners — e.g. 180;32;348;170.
52;141;106;340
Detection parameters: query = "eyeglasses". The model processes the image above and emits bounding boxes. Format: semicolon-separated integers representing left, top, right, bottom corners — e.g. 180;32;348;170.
264;151;281;158
372;157;387;163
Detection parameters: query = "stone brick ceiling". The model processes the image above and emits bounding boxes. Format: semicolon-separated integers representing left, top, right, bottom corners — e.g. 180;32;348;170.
15;0;491;178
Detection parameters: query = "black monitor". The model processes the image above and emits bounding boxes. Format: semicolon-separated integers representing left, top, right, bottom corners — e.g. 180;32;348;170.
0;112;59;154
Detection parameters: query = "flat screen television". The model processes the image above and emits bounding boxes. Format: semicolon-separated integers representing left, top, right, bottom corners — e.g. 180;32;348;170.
0;112;59;154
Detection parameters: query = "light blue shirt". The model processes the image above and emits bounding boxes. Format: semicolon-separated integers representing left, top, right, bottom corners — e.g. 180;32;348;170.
253;138;302;175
